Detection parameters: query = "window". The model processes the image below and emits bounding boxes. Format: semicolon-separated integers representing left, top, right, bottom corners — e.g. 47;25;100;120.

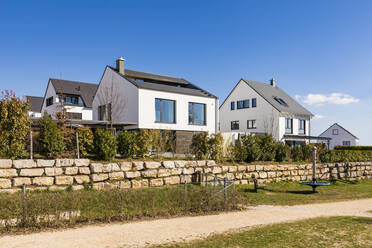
98;105;106;121
274;97;287;106
231;121;239;130
189;102;206;125
285;118;293;134
61;95;79;105
252;98;257;108
342;141;351;146
237;100;249;109
332;129;339;135
66;112;82;120
155;98;176;123
299;119;306;134
247;120;256;129
231;102;235;110
46;97;53;107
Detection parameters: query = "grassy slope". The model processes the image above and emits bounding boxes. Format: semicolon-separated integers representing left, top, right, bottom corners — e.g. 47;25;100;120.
154;216;372;248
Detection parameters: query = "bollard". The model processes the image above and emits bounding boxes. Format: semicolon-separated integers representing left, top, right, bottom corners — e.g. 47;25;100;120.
22;184;27;226
30;131;33;159
312;146;317;182
76;132;80;159
205;173;208;188
223;177;227;202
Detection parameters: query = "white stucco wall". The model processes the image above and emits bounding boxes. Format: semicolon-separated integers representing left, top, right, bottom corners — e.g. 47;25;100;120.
319;124;359;149
138;88;217;133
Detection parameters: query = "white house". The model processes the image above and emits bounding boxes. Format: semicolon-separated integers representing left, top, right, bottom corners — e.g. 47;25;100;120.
319;123;359;149
40;78;98;120
92;57;218;153
219;78;314;145
25;96;43;118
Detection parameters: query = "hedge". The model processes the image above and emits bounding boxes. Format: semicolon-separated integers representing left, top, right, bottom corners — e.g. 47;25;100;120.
334;146;372;151
319;150;372;163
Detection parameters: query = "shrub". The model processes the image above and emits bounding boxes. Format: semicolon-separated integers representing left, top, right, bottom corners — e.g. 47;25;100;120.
0;91;32;159
94;129;117;161
208;133;224;162
275;142;289;162
232;139;248;162
256;135;277;161
117;130;137;158
135;130;152;157
191;132;209;159
241;135;261;162
334;146;372;151
301;144;313;161
319;150;372;163
290;145;303;162
76;127;94;157
39;114;65;158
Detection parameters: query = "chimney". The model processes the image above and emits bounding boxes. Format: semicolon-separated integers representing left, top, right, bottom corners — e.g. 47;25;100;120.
116;57;125;75
270;77;276;87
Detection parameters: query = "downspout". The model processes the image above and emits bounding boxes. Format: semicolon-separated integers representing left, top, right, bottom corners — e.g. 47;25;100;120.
215;98;219;134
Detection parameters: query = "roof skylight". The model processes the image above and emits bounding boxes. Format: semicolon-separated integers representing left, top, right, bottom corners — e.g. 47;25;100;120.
274;97;288;106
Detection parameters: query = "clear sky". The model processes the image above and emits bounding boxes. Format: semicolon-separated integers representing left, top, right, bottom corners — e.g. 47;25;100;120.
1;0;371;144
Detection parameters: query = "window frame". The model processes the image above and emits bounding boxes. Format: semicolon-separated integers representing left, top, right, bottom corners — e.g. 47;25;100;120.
231;120;239;130
252;98;257;108
237;99;249;109
285;118;293;134
332;129;339;135
247;119;256;129
342;141;351;146
230;101;235;110
299;119;306;135
188;102;206;126
66;112;82;120
155;98;176;124
46;97;53;107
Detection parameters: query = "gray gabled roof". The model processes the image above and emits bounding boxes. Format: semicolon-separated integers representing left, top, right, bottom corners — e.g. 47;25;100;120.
26;96;43;112
107;66;217;99
242;79;313;117
319;123;359;139
50;78;98;108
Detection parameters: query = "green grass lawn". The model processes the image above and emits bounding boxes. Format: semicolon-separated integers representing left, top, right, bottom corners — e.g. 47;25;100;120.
154;216;372;248
238;179;372;206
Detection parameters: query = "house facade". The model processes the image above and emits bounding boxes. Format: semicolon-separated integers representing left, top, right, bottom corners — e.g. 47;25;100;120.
92;58;218;153
219;78;313;145
25;96;43;118
319;123;359;149
40;78;98;120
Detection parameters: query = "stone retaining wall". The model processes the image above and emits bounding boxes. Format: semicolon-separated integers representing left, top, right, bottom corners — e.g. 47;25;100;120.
0;159;371;192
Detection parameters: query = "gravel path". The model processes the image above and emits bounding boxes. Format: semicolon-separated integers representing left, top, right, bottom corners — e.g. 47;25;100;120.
1;199;371;248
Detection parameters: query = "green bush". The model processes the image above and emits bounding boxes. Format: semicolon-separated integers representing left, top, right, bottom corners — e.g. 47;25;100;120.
0;91;32;159
275;142;289;162
76;127;94;157
208;133;224;162
319;150;372;163
232;139;248;162
256;135;277;161
290;146;303;162
334;146;372;151
135;130;152;157
117;130;137;158
191;132;209;159
301;144;312;161
39;114;65;158
241;135;261;162
94;129;117;161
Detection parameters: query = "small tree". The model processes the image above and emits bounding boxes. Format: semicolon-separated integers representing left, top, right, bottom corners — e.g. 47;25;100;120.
117;130;137;158
76;126;94;157
232;139;248;162
275;142;289;162
241;135;261;162
39;113;65;157
94;128;117;161
0;91;32;159
135;130;152;158
208;133;224;162
256;135;277;161
191;132;209;159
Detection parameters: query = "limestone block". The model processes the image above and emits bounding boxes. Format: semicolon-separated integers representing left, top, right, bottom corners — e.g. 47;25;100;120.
149;178;164;187
240;179;248;185
186;161;197;167
74;175;90;184
104;163;121;172
91;174;108;182
13;177;31;186
72;185;84;191
125;171;141;179
267;172;276;178
204;167;212;173
20;168;44;177
0;169;17;177
225;173;235;180
45;167;63;176
65;167;78;175
78;167;90;175
49;185;67;191
131;179;149;189
36;159;55;167
158;169;171;177
298;170;305;176
0;160;12;168
291;170;298;176
120;162;132;171
55;176;74;185
195;167;203;172
277;171;283;177
247;165;256;172
145;161;161;169
33;177;54;186
141;169;158;178
180;175;192;183
118;180;131;189
196;160;206;167
222;166;229;172
132;161;144;170
162;161;175;169
183;168;194;175
109;171;124;180
235;173;243;179
170;168;183;175
74;159;90;167
13;160;36;169
206;160;216;167
228;166;237;172
90;163;104;173
264;165;273;171
258;172;268;179
174;160;186;168
255;165;264;171
212;167;222;174
237;165;247;172
164;176;180;185
55;159;74;167
283;171;290;176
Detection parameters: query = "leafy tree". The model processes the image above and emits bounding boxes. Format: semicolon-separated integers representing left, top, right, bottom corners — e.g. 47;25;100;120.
39;113;65;157
191;132;209;159
232;139;248;162
94;128;117;161
275;142;289;162
241;135;261;162
256;135;277;161
208;133;224;162
76;126;94;157
117;130;137;158
135;130;152;157
0;91;32;159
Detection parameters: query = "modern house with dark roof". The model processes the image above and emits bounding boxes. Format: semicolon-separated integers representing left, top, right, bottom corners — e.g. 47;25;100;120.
319;123;359;149
25;96;43;118
219;78;315;145
92;57;219;153
40;78;98;120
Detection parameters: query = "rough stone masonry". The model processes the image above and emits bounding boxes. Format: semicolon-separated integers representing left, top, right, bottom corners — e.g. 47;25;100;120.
0;159;371;193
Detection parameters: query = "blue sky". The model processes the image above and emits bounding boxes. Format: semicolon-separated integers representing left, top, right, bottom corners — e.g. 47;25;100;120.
1;0;371;144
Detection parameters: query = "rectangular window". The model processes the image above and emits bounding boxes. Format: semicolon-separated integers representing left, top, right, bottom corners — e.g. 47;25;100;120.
332;129;339;135
252;98;257;108
98;105;106;121
243;99;249;108
62;95;79;105
230;101;235;110
299;119;306;134
155;98;176;123
342;141;351;146
66;112;82;120
189;102;206;125
231;121;239;130
237;100;243;109
46;97;53;107
285;118;293;134
237;100;249;109
247;120;256;129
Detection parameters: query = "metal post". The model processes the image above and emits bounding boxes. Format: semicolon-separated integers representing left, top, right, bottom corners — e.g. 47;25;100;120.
223;177;227;202
214;175;216;190
205;173;208;188
184;181;187;211
312;146;317;182
22;184;26;226
30;131;33;159
76;132;80;159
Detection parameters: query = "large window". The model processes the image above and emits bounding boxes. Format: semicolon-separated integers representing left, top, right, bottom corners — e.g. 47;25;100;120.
61;95;79;105
237;99;249;109
231;121;239;130
46;97;53;107
188;102;206;125
252;98;257;108
285;118;293;134
66;112;82;120
155;98;176;123
299;119;306;134
247;120;256;129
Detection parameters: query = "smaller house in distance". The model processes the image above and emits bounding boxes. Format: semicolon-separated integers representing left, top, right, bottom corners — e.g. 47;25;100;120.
319;123;359;149
40;78;98;120
25;96;43;118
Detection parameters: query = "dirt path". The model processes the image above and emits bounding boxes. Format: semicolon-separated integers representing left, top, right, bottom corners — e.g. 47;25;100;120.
1;199;372;248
